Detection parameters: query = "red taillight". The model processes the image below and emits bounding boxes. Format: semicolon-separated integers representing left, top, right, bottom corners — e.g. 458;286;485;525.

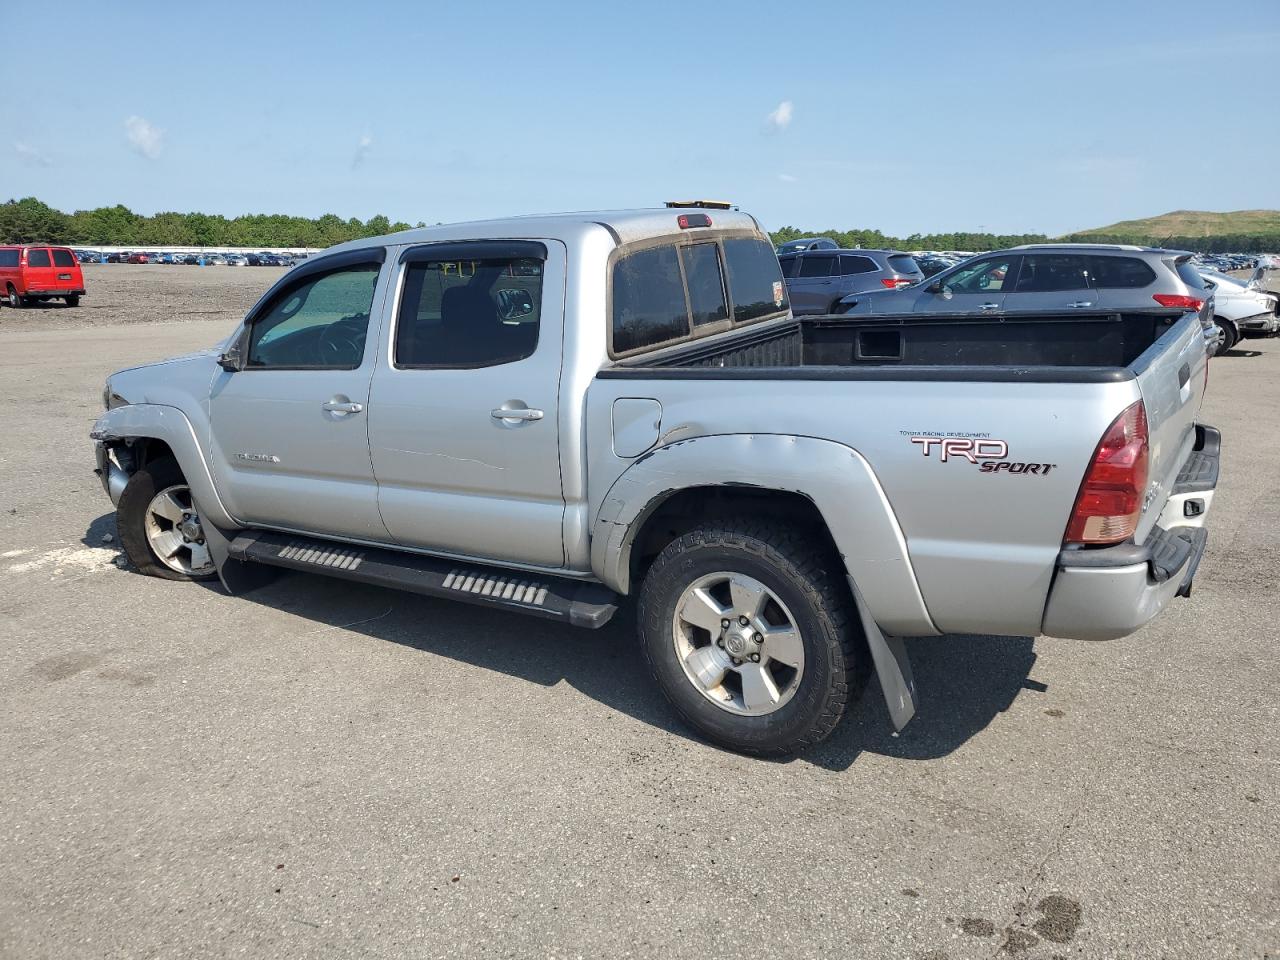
1152;293;1204;311
1064;400;1149;545
881;277;912;288
677;213;712;229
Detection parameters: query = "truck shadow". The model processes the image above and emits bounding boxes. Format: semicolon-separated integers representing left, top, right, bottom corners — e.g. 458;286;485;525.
222;568;1038;771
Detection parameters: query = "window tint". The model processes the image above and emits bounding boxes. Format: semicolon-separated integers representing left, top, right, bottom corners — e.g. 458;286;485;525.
1089;256;1156;288
946;257;1015;293
1172;259;1205;291
27;249;51;267
778;255;799;278
248;264;379;369
612;245;690;353
723;237;789;323
0;250;18;267
681;243;728;327
51;249;76;267
1015;255;1091;292
839;255;877;275
887;254;922;276
396;257;543;367
797;255;834;278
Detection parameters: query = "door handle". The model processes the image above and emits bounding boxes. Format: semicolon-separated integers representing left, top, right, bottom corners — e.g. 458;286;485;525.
322;399;364;414
1067;300;1094;308
980;302;1000;311
491;406;543;422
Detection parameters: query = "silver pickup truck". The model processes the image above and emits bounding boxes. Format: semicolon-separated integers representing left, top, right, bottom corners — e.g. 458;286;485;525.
91;207;1220;756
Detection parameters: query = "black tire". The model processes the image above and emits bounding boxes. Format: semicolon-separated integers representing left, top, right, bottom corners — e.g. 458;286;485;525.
6;285;23;309
64;295;80;307
637;518;868;756
1213;317;1237;355
117;455;219;582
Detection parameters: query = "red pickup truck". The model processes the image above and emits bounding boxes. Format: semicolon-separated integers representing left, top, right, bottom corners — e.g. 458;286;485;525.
0;245;86;308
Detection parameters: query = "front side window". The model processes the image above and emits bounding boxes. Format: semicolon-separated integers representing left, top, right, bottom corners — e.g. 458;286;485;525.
723;237;789;323
612;245;690;354
247;264;379;369
395;257;543;367
27;249;51;267
680;242;728;327
51;249;76;267
1015;255;1091;292
946;257;1015;293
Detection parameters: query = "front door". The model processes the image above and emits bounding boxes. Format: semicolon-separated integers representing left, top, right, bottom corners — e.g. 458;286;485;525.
207;251;393;542
916;253;1020;315
367;240;566;568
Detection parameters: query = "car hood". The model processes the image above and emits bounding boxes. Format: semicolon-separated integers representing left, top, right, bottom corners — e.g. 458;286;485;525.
107;337;232;406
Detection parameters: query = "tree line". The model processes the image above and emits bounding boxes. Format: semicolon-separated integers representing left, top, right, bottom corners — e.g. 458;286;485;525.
0;197;421;248
4;197;1277;253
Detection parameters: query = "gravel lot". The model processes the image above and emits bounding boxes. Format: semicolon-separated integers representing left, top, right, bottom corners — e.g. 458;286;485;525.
0;267;1276;960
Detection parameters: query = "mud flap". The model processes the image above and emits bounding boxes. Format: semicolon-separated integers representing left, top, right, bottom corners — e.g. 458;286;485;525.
848;576;917;731
200;517;279;595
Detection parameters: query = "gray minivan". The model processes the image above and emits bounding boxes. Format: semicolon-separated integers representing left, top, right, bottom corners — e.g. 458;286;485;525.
780;248;924;316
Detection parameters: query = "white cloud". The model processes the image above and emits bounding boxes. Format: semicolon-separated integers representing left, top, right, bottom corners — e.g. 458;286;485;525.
766;100;793;131
351;133;373;170
15;141;52;167
124;116;163;159
777;173;797;183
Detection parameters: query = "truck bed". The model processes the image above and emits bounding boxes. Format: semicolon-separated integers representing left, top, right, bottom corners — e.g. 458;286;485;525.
608;309;1187;380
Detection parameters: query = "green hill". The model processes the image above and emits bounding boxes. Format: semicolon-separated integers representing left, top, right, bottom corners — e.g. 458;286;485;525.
1070;209;1280;241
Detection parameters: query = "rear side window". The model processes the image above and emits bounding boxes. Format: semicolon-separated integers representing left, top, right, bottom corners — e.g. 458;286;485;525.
723;237;789;323
612;245;690;353
798;256;833;278
51;249;76;267
1090;256;1156;288
1172;259;1206;291
838;255;877;275
0;250;18;267
680;243;728;327
887;254;922;275
396;256;543;367
1015;254;1091;292
27;249;51;267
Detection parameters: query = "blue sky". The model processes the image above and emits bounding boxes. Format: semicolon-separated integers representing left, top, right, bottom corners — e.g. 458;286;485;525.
4;0;1278;236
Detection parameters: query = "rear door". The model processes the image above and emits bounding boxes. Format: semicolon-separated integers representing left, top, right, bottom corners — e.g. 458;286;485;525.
835;253;882;297
788;253;837;314
23;247;55;293
49;248;80;291
367;240;566;568
1002;253;1096;312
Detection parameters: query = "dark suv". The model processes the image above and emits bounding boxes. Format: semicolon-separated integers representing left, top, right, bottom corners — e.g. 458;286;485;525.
779;248;924;315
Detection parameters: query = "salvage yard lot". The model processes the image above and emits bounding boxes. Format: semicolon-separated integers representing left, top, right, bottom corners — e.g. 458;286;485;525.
0;266;1276;959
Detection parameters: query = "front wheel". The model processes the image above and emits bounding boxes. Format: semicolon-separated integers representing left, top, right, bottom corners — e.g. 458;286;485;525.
637;518;867;756
117;456;219;581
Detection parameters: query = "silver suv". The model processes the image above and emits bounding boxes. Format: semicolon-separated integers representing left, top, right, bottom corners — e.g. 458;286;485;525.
781;248;924;316
835;242;1213;332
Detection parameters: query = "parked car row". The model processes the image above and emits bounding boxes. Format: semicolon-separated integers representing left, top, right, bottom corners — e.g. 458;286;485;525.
73;250;307;267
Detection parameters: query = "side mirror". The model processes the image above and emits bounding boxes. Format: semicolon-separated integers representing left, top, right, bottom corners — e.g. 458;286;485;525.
927;280;944;294
217;336;245;372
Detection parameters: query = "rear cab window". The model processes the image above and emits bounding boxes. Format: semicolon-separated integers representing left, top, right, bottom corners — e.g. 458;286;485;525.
27;248;51;267
51;249;77;268
887;254;922;276
610;234;788;356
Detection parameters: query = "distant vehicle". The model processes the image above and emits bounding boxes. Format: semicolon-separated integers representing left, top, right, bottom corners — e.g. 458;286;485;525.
779;248;924;315
913;255;957;278
0;244;86;308
225;255;249;267
1198;268;1278;346
76;250;99;264
835;242;1220;349
245;253;264;266
182;254;201;265
775;237;838;254
127;253;151;264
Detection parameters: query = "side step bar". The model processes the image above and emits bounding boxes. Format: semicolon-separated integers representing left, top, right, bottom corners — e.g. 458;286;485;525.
227;530;619;629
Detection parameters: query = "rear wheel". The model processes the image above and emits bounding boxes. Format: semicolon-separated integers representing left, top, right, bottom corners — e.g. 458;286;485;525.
1212;317;1237;355
64;295;80;307
117;456;219;581
637;518;867;756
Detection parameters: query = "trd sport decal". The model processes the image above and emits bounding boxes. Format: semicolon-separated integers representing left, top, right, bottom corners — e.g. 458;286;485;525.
905;434;1056;476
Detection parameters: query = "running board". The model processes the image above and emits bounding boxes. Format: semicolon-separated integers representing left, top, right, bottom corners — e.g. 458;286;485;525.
227;530;619;629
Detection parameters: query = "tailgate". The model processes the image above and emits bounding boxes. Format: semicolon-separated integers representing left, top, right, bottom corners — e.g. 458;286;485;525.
1132;314;1208;541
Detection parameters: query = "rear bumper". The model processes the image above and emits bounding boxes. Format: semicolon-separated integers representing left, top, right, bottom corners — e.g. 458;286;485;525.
1041;424;1219;641
25;288;85;297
